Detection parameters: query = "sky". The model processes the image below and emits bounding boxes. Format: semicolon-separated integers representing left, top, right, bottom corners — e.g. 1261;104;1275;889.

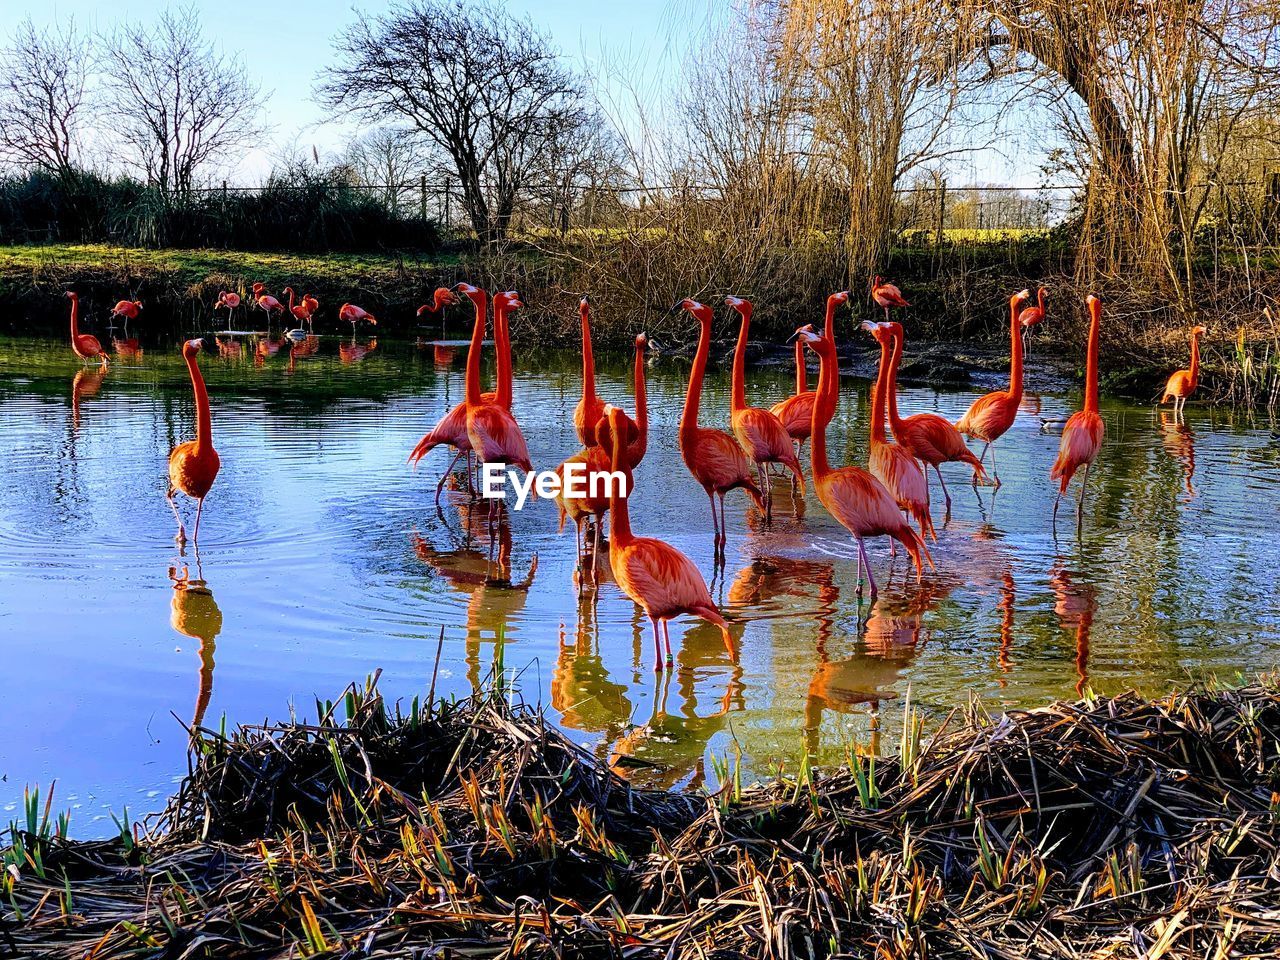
4;0;1049;187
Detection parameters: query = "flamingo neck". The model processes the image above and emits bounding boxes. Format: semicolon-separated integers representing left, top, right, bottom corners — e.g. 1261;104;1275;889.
809;346;836;481
186;351;213;453
1037;288;1046;314
68;296;80;339
823;296;839;344
1008;297;1024;399
1084;303;1101;414
285;288;296;311
632;342;648;458
464;297;486;408
580;305;597;403
607;425;634;545
1189;331;1201;383
731;309;750;413
886;331;907;435
681;315;711;443
870;338;890;443
495;302;512;409
794;338;807;394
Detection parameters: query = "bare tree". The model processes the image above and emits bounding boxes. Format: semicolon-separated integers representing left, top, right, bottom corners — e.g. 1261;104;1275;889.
0;18;92;178
340;127;433;216
318;0;590;245
101;6;263;198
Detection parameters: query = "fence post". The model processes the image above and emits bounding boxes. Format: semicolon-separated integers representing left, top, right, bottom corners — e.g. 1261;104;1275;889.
935;180;946;247
420;175;427;221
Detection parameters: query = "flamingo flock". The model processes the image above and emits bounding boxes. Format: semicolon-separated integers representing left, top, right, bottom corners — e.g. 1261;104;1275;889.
62;279;1213;672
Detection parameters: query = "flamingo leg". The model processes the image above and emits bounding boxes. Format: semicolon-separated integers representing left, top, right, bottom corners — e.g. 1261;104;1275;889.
192;498;205;545
649;616;663;672
1076;461;1092;531
590;517;602;587
167;487;187;543
706;489;720;557
435;447;466;506
934;464;952;515
857;536;878;599
661;619;674;666
718;494;729;560
989;442;1001;487
854;537;865;597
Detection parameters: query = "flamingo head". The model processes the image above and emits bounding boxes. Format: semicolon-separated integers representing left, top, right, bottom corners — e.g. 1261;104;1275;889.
578;295;591;319
252;282;266;296
65;290;77;301
182;338;206;357
499;290;524;310
724;296;753;320
454;281;483;302
829;290;851;308
1015;288;1032;305
282;286;294;297
789;323;816;342
863;320;893;345
881;320;904;342
635;332;648;351
1192;325;1207;336
870;276;882;292
1037;286;1048;302
676;298;712;323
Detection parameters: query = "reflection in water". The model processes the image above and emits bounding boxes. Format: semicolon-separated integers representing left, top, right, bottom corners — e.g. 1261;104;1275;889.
112;338;143;360
412;495;537;692
340;338;378;364
1051;560;1097;696
996;569;1016;683
70;367;107;432
552;592;632;748
169;558;222;730
1159;411;1196;499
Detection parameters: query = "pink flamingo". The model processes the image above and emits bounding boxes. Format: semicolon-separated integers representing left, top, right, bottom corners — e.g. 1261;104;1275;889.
1050;295;1105;528
956;289;1032;485
871;276;909;323
338;303;377;335
215;291;241;326
1019;286;1048;355
66;292;109;369
770;291;851;453
573;297;606;447
110;299;142;337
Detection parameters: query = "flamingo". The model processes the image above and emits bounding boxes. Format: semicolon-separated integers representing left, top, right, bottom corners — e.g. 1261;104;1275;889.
677;298;765;561
956;289;1032;486
282;287;315;327
555;334;649;585
871;275;909;323
110;299;142;338
769;291;851;452
1019;286;1048;355
865;322;935;541
604;405;734;671
800;327;930;598
491;290;520;411
167;339;221;545
726;296;804;516
1050;295;1105;528
65;292;109;369
339;303;377;335
573;297;606;447
881;322;986;512
215;291;241;327
1160;324;1208;417
255;293;284;326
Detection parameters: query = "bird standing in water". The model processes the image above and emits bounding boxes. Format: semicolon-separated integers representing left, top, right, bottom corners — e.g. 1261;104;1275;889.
1050;295;1105;529
168;339;221;546
110;299;142;338
215;291;241;327
604;406;734;671
1161;325;1207;418
770;291;850;455
66;292;109;369
726;296;805;516
957;289;1032;485
677;298;765;561
339;303;377;335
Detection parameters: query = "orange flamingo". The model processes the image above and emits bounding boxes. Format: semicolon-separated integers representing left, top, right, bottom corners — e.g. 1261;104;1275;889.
491;290;520;411
770;291;851;452
1019;286;1048;354
555;335;649;585
1160;325;1207;417
726;296;805;515
282;287;315;329
956;289;1032;486
871;275;909;323
573;297;606;447
110;299;142;337
339;303;377;334
255;292;284;325
1050;294;1105;527
417;286;459;363
604;406;733;671
167;339;221;545
881;322;986;512
461;285;532;496
866;322;935;541
800;327;930;598
66;292;109;369
677;298;765;560
215;291;241;326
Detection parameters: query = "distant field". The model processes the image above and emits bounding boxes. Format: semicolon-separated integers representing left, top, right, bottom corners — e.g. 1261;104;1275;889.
899;227;1050;243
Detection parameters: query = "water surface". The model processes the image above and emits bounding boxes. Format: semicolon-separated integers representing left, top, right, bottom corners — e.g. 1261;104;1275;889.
2;330;1278;833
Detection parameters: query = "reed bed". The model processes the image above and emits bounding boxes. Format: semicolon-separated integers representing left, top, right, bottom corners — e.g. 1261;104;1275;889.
5;674;1280;958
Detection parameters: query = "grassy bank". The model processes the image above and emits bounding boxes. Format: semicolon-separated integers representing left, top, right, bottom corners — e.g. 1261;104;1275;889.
5;675;1280;958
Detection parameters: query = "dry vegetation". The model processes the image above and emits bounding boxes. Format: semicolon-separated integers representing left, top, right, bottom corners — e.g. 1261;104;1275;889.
5;674;1280;958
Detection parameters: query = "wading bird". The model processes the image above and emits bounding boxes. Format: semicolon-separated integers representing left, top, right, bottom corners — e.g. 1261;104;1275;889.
338;303;377;335
677;298;765;560
255;292;284;325
1161;325;1207;417
726;297;804;515
168;339;221;545
215;291;241;326
769;291;850;453
1019;286;1047;355
66;292;108;369
1050;295;1105;528
801;327;930;599
110;299;142;337
866;322;935;541
881;322;986;512
871;275;909;323
604;405;734;671
573;297;606;447
956;289;1032;485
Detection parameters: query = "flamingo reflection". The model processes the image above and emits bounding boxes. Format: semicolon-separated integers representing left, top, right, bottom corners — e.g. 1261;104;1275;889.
1050;561;1097;696
1159;411;1196;499
339;337;378;364
551;592;632;744
168;560;222;731
112;337;143;360
70;367;107;433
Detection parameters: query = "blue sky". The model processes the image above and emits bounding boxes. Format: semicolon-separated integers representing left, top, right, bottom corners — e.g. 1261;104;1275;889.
5;1;1047;186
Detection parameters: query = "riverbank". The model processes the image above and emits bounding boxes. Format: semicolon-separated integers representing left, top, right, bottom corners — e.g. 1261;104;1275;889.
5;675;1278;958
